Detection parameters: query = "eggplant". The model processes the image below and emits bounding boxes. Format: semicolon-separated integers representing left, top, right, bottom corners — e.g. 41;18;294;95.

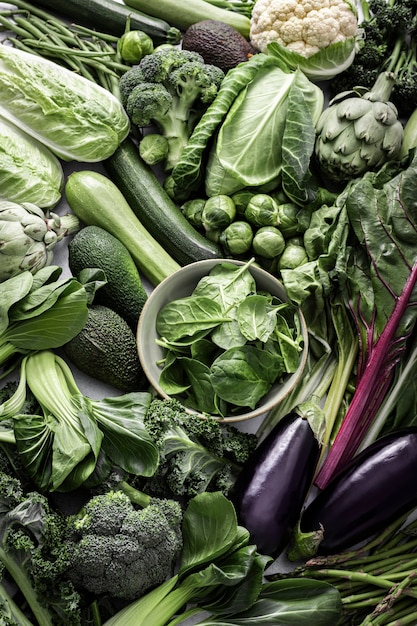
290;427;417;560
232;412;321;556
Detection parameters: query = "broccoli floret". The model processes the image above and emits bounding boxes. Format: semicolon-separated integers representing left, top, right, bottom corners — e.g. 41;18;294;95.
119;48;225;171
136;398;257;499
65;490;183;601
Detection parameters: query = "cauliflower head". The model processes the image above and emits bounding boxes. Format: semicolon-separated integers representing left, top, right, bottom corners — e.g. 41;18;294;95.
250;0;358;57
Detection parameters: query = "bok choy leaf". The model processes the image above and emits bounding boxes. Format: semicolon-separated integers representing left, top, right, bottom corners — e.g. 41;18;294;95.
0;266;94;378
1;350;159;492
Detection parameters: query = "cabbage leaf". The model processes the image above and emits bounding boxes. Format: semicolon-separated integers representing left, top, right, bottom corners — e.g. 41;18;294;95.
0;44;130;162
0;115;63;208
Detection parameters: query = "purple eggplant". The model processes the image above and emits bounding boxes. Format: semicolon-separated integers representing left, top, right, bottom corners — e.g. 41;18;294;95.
232;412;321;556
290;427;417;560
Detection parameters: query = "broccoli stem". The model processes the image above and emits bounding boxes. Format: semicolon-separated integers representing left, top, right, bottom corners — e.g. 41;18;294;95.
0;547;53;626
116;480;151;508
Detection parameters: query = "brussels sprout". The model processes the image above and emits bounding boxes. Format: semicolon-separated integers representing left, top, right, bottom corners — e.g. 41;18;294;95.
220;221;253;255
252;226;285;259
117;30;154;63
139;133;169;166
278;243;308;270
202;195;236;232
230;190;255;215
276;202;303;238
244;194;280;227
181;198;206;228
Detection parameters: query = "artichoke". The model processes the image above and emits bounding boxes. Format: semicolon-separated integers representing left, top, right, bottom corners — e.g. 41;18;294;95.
0;200;80;282
315;72;404;183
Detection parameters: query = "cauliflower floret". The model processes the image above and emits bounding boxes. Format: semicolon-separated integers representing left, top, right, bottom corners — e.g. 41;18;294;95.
250;0;358;56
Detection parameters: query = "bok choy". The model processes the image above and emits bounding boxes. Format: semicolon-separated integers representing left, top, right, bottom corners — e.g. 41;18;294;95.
0;266;95;378
0;44;130;162
0;350;159;492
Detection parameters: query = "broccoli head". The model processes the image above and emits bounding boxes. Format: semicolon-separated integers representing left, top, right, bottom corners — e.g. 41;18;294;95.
118;48;225;171
65;490;183;601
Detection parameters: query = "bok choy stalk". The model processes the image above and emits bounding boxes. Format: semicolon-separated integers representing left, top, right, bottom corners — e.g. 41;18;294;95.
315;153;417;488
0;350;159;492
0;266;95;378
0;44;130;162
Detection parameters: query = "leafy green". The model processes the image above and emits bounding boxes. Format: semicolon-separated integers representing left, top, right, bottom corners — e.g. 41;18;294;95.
1;350;159;492
297;154;417;487
0;115;63;208
0;44;129;162
205;66;323;203
155;260;304;416
0;266;94;378
267;37;358;82
192;579;342;625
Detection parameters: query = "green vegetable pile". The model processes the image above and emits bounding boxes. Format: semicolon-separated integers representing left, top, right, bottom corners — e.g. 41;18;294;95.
4;0;417;623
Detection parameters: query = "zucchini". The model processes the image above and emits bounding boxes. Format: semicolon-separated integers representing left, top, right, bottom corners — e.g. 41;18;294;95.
104;139;223;266
65;169;181;286
29;0;182;44
123;0;251;38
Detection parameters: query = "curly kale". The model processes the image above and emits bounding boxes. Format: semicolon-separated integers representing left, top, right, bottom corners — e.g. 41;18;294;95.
134;398;258;500
0;472;81;626
65;490;182;601
119;48;224;171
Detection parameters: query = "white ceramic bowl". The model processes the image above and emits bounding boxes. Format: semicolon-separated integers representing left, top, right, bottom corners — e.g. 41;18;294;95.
137;259;309;422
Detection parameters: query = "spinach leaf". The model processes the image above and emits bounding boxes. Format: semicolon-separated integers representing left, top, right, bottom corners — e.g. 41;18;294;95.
156;296;232;342
210;346;284;409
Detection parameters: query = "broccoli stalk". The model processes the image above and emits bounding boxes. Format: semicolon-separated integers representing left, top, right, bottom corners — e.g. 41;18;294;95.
119;48;225;171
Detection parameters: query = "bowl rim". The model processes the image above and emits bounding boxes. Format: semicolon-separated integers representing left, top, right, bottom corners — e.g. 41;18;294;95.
137;258;309;422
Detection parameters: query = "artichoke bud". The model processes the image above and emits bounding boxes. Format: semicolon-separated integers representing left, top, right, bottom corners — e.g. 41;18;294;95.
0;200;80;282
315;72;404;183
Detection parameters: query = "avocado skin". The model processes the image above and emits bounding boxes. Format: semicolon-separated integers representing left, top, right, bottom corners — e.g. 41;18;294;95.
182;19;257;72
64;305;147;392
68;225;148;331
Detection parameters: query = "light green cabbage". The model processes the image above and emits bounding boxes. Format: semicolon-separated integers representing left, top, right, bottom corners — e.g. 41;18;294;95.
0;116;63;208
0;44;130;162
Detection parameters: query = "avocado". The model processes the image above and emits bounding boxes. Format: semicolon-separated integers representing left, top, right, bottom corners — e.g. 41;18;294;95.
64;304;147;392
68;225;148;331
182;19;257;72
